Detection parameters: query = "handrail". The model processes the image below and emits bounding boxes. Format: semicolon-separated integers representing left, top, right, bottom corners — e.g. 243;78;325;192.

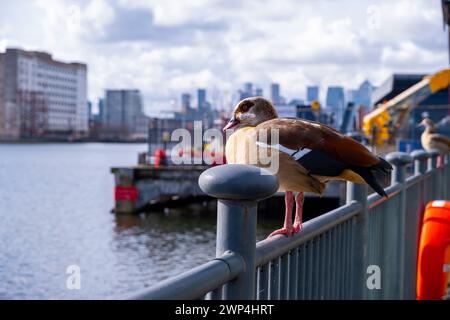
367;183;402;209
129;251;244;300
130;149;450;300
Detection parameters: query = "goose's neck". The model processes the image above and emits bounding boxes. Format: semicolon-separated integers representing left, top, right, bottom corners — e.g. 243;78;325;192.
424;126;435;134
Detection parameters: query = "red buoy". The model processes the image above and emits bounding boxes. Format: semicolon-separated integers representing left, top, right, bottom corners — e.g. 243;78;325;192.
416;200;450;300
154;149;167;167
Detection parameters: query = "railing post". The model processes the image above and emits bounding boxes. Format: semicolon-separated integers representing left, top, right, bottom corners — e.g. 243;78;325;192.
411;149;429;216
387;152;412;186
199;164;278;300
427;149;441;199
411;150;428;175
427;149;439;172
386;152;413;299
346;182;368;299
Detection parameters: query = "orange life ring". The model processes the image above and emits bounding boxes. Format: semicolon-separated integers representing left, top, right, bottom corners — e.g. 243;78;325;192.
416;200;450;300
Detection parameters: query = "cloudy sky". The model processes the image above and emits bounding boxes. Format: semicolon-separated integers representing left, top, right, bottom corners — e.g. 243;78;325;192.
0;0;448;115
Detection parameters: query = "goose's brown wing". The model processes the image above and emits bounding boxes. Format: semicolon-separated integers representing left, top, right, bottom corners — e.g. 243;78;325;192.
431;134;450;147
255;118;380;167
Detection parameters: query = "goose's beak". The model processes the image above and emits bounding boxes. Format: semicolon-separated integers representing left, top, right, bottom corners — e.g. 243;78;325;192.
223;116;239;131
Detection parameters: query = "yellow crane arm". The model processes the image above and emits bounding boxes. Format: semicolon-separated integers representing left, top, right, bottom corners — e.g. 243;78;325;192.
362;69;450;145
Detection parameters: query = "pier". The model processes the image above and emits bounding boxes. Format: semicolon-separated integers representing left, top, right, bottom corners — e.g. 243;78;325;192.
111;164;345;214
129;149;449;300
111;165;208;213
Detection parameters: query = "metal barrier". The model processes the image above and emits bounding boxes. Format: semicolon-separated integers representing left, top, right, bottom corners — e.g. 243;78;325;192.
131;150;450;300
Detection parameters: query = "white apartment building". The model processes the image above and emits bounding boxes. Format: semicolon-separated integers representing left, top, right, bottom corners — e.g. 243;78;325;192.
0;48;88;140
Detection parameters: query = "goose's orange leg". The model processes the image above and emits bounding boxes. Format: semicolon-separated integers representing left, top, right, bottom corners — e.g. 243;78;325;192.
437;155;443;168
293;192;304;233
268;191;294;237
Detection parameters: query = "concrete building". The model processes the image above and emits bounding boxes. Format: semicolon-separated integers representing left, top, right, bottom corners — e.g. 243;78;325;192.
255;87;263;97
270;83;281;105
326;86;345;127
348;80;374;112
98;98;105;124
0;48;88;140
197;89;207;110
181;93;191;114
371;74;426;106
244;82;253;96
102;89;147;140
238;82;255;101
307;86;319;102
357;80;374;110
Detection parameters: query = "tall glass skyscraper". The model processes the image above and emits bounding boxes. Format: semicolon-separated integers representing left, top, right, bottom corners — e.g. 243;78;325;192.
197;89;206;110
307;86;319;102
326;86;345;127
270;83;281;104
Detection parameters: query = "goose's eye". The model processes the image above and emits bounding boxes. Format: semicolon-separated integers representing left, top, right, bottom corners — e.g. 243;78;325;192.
240;101;253;112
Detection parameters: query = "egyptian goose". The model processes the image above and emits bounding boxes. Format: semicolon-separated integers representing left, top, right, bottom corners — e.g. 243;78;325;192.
224;97;392;237
419;118;450;167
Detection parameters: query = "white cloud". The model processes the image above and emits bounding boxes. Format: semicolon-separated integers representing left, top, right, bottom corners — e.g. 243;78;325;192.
0;0;447;115
381;41;447;68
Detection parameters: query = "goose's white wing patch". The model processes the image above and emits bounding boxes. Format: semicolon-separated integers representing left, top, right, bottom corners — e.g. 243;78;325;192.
255;141;311;160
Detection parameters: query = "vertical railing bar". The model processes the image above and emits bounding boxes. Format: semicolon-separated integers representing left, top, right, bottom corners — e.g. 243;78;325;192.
305;241;312;300
289;249;298;300
336;224;341;299
378;205;383;300
326;230;333;299
319;233;326;300
333;226;339;299
298;245;306;299
277;256;282;300
349;218;355;298
279;253;288;300
312;238;319;299
345;220;351;298
339;223;346;299
342;220;350;299
327;229;333;299
337;224;342;299
209;286;223;300
310;240;316;300
257;265;269;300
269;259;279;300
335;223;340;299
302;242;308;300
349;218;354;298
268;260;274;300
316;237;321;299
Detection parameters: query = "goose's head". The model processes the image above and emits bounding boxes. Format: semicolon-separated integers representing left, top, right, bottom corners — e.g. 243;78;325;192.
223;97;278;131
418;118;436;131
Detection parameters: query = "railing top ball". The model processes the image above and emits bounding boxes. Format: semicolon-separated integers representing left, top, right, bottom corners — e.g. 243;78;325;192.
410;149;429;161
199;164;279;201
386;151;413;166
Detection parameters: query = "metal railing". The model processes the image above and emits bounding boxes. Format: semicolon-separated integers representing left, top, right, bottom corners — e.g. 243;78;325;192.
130;150;450;300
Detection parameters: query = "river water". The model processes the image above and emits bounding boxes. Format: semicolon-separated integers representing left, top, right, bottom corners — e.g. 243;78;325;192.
0;143;278;299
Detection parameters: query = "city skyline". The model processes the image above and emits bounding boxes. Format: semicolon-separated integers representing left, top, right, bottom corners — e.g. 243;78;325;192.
0;0;447;116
